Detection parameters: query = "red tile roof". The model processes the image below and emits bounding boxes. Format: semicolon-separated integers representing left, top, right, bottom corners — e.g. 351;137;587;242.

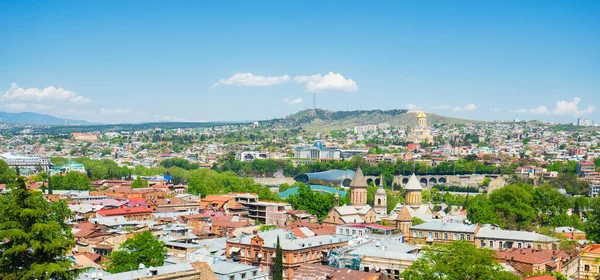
496;248;569;265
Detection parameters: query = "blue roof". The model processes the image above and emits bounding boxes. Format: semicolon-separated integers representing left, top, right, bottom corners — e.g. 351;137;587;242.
278;185;347;199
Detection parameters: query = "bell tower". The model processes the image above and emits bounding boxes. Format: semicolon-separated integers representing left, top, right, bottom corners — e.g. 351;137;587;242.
350;167;368;208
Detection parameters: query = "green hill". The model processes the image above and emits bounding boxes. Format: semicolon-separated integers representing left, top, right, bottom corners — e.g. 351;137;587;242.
265;109;483;132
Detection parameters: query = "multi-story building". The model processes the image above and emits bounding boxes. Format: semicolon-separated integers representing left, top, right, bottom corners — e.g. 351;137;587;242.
577;161;598;183
226;229;351;279
71;132;99;142
580;244;600;279
333;238;418;278
0;152;51;173
515;165;548;178
95;206;153;221
244;201;292;226
294;147;341;160
201;195;248;216
590;182;600;197
496;248;578;278
475;225;559;251
409;221;478;244
50;161;86;176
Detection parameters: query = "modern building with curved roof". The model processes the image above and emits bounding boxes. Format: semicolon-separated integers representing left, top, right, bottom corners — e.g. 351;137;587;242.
278;185;346;199
293;169;356;187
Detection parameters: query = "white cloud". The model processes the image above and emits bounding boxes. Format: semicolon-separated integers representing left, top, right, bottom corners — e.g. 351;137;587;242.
32;104;55;110
100;108;132;115
489;108;500;112
464;104;477;111
1;83;91;103
294;72;358;93
433;104;476;111
406;103;422;110
452;104;477;112
213;73;291;87
431;105;451;110
552;97;594;116
511;97;594;117
284;97;303;105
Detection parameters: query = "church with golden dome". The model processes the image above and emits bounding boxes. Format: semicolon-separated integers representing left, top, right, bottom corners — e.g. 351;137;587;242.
407;111;434;144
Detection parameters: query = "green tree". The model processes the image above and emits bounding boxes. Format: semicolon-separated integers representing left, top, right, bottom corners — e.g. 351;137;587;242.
107;231;167;273
585;197;600;243
50;172;91;190
0;160;17;184
532;184;570;226
0;178;76;279
287;185;335;220
401;241;518;280
131;176;149;189
273;235;283;280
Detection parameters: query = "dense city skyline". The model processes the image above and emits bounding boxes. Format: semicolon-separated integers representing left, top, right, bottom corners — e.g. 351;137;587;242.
1;1;598;124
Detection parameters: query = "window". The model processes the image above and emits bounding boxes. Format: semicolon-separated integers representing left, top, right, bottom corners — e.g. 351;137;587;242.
418;231;422;237
584;265;590;272
499;241;503;248
346;229;350;235
460;234;464;240
454;233;458;240
230;276;235;280
283;255;287;262
466;234;471;241
517;243;522;248
352;230;356;235
434;232;439;239
412;231;417;237
481;241;486;247
294;255;297;263
489;241;494;248
253;271;257;276
444;233;448;240
428;232;432;238
241;273;246;279
241;250;245;257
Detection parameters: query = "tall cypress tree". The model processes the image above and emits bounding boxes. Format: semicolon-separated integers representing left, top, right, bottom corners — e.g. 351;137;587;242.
48;177;53;195
0;178;76;279
273;235;283;280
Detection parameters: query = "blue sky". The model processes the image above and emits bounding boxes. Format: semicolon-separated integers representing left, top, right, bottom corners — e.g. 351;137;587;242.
0;1;598;124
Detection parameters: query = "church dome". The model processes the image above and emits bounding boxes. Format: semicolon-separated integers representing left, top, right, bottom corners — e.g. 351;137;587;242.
376;186;386;195
404;174;423;191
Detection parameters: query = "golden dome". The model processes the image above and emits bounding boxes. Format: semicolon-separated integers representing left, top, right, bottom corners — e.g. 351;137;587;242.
417;111;427;118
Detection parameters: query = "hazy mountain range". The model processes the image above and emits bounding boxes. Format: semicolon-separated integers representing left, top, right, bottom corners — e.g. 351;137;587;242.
0;109;481;130
0;112;96;126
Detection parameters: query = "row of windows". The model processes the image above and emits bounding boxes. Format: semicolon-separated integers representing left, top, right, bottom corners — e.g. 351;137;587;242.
412;231;471;241
338;228;366;236
240;249;321;263
583;264;600;273
480;240;527;249
228;270;259;280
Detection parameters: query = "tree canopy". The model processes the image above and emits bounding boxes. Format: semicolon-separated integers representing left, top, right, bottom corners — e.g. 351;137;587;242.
107;231;168;273
286;185;337;220
131;176;149;189
585;197;600;243
0;178;76;279
0;160;17;184
401;241;519;280
50;172;91;190
467;183;576;230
